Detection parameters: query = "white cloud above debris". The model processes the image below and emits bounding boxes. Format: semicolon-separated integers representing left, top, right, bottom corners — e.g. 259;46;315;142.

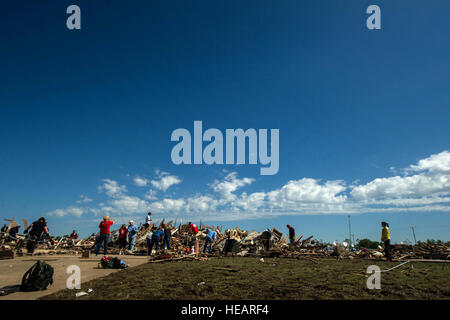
47;151;450;220
150;175;182;192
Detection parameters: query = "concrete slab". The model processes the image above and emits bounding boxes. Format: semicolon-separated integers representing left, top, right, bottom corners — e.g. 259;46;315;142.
0;254;149;300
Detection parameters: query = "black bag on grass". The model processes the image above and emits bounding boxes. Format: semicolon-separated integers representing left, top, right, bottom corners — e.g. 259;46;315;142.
20;260;54;291
100;256;127;269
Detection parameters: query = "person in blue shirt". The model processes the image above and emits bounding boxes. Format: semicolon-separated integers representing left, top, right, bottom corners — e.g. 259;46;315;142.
203;229;217;254
127;220;139;252
149;227;164;254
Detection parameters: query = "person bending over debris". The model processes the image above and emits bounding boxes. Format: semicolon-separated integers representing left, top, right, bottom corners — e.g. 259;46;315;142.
259;230;272;251
188;222;200;253
8;225;20;242
161;224;172;250
148;227;164;254
127;220;138;252
381;221;392;261
95;216;114;256
189;222;199;234
222;229;240;254
118;224;128;253
286;224;296;245
24;217;50;254
203;229;216;254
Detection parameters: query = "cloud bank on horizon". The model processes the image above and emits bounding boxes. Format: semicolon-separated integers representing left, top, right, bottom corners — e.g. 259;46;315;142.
47;151;450;222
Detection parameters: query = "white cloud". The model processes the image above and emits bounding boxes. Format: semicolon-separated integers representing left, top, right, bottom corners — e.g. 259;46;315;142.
108;195;150;215
211;172;254;202
150;198;186;212
150;175;182;192
351;151;450;206
48;206;86;218
76;195;93;204
133;176;148;187
47;150;450;221
267;178;347;204
98;179;127;198
408;150;450;173
144;189;158;200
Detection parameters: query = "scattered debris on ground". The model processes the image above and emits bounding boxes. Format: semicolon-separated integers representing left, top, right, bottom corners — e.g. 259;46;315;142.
1;219;449;261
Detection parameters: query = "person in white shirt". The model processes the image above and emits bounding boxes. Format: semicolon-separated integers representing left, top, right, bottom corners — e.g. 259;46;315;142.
144;212;152;229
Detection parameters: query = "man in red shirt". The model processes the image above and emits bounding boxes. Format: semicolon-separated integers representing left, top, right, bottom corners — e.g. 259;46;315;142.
95;216;114;256
189;222;198;234
188;222;199;254
118;224;128;254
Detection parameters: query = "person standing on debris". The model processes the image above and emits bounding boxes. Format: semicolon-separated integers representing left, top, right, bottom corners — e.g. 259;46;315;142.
188;222;200;254
118;224;128;253
24;217;50;254
286;225;296;245
203;229;216;254
149;227;164;254
69;230;79;239
127;220;139;252
1;224;7;233
144;212;152;229
381;221;392;261
94;216;114;256
161;224;172;250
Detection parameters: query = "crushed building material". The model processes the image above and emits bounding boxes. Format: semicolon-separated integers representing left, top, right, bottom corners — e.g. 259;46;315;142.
1;223;448;261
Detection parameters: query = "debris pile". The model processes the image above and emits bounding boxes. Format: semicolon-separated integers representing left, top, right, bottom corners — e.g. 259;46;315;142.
2;218;448;261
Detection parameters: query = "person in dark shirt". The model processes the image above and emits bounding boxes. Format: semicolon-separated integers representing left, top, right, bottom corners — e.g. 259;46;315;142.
161;224;172;250
69;230;79;239
24;217;50;253
1;224;8;233
8;225;20;242
287;224;296;245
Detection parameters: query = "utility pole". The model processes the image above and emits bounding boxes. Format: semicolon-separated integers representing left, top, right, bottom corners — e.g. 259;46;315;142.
348;215;352;247
352;234;356;245
411;227;417;245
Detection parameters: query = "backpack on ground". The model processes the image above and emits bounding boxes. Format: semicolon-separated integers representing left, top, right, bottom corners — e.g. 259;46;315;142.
20;260;54;292
100;256;127;269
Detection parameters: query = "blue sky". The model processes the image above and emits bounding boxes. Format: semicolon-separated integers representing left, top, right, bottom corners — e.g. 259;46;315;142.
1;0;449;242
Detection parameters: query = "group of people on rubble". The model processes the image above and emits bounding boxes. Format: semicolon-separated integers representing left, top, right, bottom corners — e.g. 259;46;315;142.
94;215;140;256
5;211;393;262
1;217;52;254
92;213;218;256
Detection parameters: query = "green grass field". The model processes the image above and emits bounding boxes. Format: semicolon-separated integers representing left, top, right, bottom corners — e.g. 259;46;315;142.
40;257;450;300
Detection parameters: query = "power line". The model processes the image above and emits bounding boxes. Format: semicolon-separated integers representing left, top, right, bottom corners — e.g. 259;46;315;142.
411;226;417;245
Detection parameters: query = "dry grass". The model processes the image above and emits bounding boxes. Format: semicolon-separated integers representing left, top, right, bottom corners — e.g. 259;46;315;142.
40;257;450;300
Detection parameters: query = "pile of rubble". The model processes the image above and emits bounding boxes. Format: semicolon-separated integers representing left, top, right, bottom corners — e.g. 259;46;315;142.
389;243;450;260
1;220;449;261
